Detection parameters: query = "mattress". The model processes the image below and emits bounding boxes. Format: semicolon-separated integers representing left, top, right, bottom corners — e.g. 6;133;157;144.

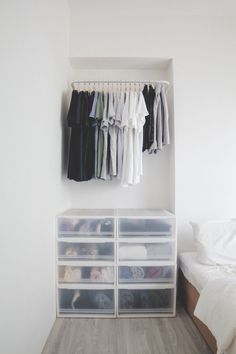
179;252;235;293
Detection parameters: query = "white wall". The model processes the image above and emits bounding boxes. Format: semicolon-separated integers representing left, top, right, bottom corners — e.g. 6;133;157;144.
0;1;69;353
69;0;236;250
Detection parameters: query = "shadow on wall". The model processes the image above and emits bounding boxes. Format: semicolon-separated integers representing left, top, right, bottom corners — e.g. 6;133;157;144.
177;221;195;253
60;90;70;178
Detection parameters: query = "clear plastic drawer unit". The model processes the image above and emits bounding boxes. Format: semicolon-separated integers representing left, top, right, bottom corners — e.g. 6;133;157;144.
56;209;176;318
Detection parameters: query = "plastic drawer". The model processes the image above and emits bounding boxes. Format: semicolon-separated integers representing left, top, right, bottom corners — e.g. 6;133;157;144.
118;242;174;261
118;288;174;314
58;217;114;237
119;218;174;237
59;266;114;284
119;265;174;283
59;289;115;315
58;242;114;261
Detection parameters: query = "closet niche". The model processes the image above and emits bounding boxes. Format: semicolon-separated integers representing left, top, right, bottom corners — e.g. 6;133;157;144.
66;57;175;212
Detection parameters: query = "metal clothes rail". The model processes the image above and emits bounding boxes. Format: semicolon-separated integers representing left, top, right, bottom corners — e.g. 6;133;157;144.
71;80;170;90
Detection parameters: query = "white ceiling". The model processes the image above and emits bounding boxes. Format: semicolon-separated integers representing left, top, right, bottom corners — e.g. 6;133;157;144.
68;0;236;16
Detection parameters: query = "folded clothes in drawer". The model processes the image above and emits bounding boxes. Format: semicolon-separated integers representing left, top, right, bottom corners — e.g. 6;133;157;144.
119;289;173;313
59;266;114;283
119;219;173;235
118;243;173;260
119;245;147;259
59;289;114;314
58;217;114;236
146;243;173;260
58;242;114;260
119;266;174;283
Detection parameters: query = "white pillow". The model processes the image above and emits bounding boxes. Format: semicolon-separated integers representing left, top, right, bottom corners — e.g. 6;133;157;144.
190;220;236;265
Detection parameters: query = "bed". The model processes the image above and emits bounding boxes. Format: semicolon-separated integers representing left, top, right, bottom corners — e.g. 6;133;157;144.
179;252;236;354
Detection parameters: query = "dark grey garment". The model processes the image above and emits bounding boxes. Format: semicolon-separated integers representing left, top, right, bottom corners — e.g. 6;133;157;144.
89;91;99;118
94;125;99;178
157;88;163;151
100;92;109;180
161;85;170;146
149;83;170;154
95;92;105;178
93;292;113;309
100;127;109;180
119;289;134;309
149;83;161;153
89;91;99;178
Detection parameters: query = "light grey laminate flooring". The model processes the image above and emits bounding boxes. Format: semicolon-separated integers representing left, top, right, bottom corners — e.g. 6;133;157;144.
43;307;212;354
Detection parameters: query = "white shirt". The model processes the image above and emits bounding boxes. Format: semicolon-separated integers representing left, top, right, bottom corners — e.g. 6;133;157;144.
133;91;149;184
121;91;148;187
115;91;125;178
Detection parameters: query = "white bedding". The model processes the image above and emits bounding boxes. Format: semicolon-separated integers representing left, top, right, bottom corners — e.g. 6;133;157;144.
179;252;235;293
194;278;236;354
179;252;236;354
190;220;236;266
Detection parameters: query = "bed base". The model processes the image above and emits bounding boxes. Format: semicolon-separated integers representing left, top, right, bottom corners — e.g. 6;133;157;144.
178;270;217;354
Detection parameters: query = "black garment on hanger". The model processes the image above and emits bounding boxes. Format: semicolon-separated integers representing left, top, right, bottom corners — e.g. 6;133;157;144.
142;85;155;151
67;90;95;181
142;85;149;152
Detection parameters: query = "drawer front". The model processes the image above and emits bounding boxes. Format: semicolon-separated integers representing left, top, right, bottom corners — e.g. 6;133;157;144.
118;242;174;261
58;242;114;261
59;289;115;315
59;266;114;284
58;217;114;237
119;218;174;237
119;266;174;284
118;288;174;314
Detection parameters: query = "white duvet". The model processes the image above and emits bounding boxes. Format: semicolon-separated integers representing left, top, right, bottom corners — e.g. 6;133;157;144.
194;276;236;354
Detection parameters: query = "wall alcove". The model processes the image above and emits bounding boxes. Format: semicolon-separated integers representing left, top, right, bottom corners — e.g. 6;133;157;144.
66;57;175;212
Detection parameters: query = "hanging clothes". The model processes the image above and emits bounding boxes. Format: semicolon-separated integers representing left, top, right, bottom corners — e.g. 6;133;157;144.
142;83;170;154
89;91;99;178
67;90;95;181
142;85;155;152
115;91;125;179
100;92;109;180
151;83;170;153
66;81;170;186
149;83;161;153
107;91;117;177
121;90;135;186
160;84;170;146
121;91;149;187
95;92;105;178
134;91;149;183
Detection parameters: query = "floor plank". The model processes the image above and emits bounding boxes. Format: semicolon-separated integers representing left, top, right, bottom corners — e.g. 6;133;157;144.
42;307;212;354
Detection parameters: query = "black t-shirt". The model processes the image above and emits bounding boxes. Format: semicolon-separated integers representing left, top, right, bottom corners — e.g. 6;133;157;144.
142;85;155;151
67;90;95;181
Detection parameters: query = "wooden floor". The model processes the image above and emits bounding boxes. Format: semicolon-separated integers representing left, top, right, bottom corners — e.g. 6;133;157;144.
43;307;212;354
